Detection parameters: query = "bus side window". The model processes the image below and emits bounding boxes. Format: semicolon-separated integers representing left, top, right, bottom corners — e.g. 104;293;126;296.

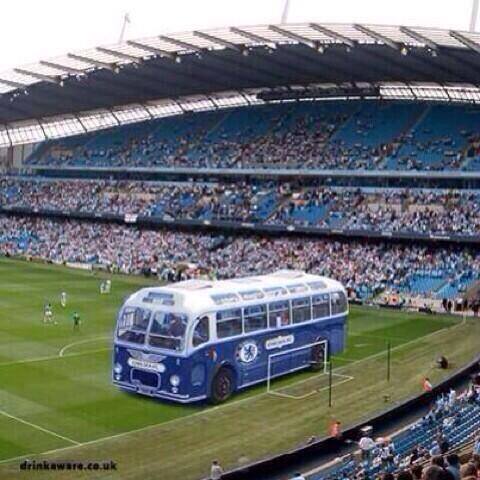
292;297;311;324
331;292;347;315
268;301;290;328
244;305;267;333
193;316;210;348
312;294;330;319
216;309;242;339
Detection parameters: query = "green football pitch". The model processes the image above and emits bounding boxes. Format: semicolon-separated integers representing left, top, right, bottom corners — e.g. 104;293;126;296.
0;256;478;480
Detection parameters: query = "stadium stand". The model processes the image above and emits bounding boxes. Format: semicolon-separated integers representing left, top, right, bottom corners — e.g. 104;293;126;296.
313;382;480;480
24;101;480;172
2;179;479;237
0;214;479;301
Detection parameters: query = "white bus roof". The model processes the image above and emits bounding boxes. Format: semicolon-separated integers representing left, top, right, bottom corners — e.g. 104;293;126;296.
125;271;345;317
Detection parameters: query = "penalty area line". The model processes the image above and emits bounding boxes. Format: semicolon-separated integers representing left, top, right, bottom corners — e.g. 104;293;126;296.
0;408;81;446
268;373;355;400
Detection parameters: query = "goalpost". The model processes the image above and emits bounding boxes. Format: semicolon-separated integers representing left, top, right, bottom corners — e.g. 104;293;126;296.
266;339;329;400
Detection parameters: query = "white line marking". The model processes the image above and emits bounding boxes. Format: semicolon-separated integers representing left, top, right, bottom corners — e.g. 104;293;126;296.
268;373;355;400
0;348;110;368
0;408;80;446
59;336;110;357
0;316;469;466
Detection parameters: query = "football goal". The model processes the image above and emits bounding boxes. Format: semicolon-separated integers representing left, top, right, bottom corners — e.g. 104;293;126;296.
266;339;329;400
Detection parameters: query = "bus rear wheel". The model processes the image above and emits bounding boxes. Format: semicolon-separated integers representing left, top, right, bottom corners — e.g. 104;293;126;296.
311;342;327;371
210;368;234;404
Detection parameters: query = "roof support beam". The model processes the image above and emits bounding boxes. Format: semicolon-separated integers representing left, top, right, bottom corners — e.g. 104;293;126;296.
67;53;118;72
400;26;439;51
96;47;143;63
449;30;480;54
353;24;400;50
39;61;85;75
159;35;202;52
229;27;277;49
0;78;26;89
309;23;355;48
126;40;178;61
193;31;244;52
13;68;61;85
268;25;318;50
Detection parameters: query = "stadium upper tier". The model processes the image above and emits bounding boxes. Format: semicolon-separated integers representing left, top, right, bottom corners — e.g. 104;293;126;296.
25;101;480;172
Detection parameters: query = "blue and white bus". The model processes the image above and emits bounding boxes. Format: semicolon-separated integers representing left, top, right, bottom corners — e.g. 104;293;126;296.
112;270;348;404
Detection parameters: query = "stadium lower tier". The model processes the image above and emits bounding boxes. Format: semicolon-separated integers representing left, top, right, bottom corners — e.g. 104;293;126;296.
25;100;480;171
0;214;479;301
1;178;479;237
317;384;480;480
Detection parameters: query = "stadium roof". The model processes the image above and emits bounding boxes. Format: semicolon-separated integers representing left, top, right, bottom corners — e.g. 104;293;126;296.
4;22;480;145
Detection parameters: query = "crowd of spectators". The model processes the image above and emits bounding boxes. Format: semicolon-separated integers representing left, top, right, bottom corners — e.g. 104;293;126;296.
26;102;480;172
1;215;479;298
265;186;480;236
0;178;273;222
315;379;480;480
1;179;479;237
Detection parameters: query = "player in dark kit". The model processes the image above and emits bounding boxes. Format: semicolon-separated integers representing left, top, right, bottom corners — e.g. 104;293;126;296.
72;311;81;331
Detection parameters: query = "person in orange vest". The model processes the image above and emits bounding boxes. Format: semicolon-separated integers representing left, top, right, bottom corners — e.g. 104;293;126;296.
329;420;342;439
423;377;433;392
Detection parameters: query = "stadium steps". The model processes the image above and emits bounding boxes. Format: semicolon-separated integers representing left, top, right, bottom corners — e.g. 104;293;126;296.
379;104;430;169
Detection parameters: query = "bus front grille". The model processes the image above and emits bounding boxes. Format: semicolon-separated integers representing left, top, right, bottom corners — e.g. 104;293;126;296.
131;369;160;389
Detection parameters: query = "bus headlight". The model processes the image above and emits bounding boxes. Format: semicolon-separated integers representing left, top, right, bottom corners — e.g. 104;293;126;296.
170;375;181;387
114;363;123;374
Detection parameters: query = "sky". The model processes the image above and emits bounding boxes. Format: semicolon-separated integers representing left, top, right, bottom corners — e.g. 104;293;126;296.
0;0;477;72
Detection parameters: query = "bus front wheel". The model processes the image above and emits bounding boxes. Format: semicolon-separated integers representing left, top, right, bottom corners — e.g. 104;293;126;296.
210;368;234;404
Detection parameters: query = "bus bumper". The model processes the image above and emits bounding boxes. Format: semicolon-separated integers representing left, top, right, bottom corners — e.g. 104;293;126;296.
113;380;207;404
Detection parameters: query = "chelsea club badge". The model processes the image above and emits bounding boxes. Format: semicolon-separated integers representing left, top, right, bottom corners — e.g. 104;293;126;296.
236;340;259;364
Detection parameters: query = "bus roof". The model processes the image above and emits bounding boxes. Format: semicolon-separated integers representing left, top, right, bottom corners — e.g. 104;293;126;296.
125;271;345;315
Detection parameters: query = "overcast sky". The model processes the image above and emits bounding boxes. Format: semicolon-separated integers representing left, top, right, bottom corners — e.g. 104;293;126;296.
0;0;476;72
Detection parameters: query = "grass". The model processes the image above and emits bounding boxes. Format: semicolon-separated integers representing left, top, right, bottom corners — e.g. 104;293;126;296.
0;256;478;480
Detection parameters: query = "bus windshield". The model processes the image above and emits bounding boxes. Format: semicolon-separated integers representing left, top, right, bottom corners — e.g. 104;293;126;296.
148;311;188;352
117;307;151;344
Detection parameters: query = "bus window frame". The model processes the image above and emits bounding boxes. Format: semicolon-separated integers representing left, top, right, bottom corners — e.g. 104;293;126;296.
191;315;211;349
243;304;268;334
215;308;243;340
268;300;290;328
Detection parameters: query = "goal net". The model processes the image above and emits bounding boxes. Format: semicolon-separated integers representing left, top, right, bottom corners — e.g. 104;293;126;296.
266;339;329;400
